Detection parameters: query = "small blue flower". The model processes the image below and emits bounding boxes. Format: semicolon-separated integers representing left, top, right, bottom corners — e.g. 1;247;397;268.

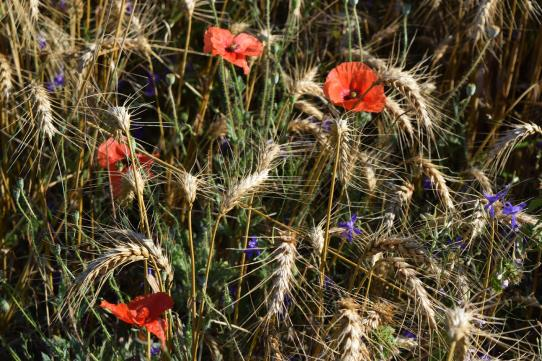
46;71;65;92
38;35;47;50
244;236;261;259
423;177;433;191
483;185;510;218
125;0;133;14
150;344;161;357
502;201;526;231
338;214;362;242
401;329;417;340
321;118;333;133
447;235;466;251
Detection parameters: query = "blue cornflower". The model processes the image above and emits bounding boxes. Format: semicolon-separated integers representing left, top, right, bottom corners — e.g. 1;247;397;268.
338;214;362;242
502;201;526;231
46;71;65;92
150;343;161;357
38;35;47;50
401;329;417;340
447;235;466;251
423;177;433;191
244;236;261;259
321;118;333;133
483;185;510;218
125;0;133;14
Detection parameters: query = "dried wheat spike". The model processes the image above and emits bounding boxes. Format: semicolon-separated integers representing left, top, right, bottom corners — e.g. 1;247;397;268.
288;117;331;149
332;298;374;361
488;122;542;175
178;172;199;205
294;100;324;120
355;49;438;140
470;0;498;44
385;97;415;143
64;230;173;314
221;142;281;214
106;106;131;132
415;156;455;211
386;257;437;328
0;54;13;101
29;83;57;138
267;231;297;320
446;307;472;361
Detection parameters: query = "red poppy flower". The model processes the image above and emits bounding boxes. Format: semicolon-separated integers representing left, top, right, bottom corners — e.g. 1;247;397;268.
100;292;174;348
204;26;263;75
97;138;130;169
323;62;386;113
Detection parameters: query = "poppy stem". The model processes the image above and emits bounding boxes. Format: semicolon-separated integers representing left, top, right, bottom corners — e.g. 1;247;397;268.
187;203;197;328
319;123;341;318
192;214;223;361
234;195;255;325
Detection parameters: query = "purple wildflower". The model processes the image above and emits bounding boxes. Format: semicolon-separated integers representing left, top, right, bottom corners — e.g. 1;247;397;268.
57;0;67;11
423;177;433;191
244;236;261;259
38;35;47;50
338;214;362;242
401;329;417;340
321;118;333;133
483;184;510;218
502;201;526;231
46;71;65;92
125;1;133;14
150;344;161;357
447;235;466;251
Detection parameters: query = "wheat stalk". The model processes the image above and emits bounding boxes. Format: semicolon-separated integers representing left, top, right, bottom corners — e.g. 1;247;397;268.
288;117;331;149
65;230;173;314
267;231;298;320
470;0;499;44
385;257;437;329
221;142;281;214
487;122;542;175
415;156;455;211
0;54;13;101
30;82;57;138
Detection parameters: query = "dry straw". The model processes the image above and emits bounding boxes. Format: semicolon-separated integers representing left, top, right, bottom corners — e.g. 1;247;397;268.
29;82;57;138
267;231;298;320
221;142;281;214
384;257;437;329
0;54;13;101
65;230;173;313
414;156;455;211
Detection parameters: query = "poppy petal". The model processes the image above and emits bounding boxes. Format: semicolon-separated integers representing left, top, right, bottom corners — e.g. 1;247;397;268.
109;169;127;199
324;62;385;113
128;292;174;321
233;33;263;57
204;27;234;56
97;138;131;169
100;300;136;325
144;318;168;349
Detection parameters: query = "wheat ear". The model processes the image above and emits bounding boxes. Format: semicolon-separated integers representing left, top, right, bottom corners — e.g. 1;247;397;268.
30;83;57;138
221;142;281;214
267;231;297;320
0;54;13;101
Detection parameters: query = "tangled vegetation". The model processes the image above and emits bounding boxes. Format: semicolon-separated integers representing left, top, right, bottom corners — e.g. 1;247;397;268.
1;0;542;360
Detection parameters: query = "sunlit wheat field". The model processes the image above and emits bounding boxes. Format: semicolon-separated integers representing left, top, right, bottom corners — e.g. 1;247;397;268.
1;0;542;360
